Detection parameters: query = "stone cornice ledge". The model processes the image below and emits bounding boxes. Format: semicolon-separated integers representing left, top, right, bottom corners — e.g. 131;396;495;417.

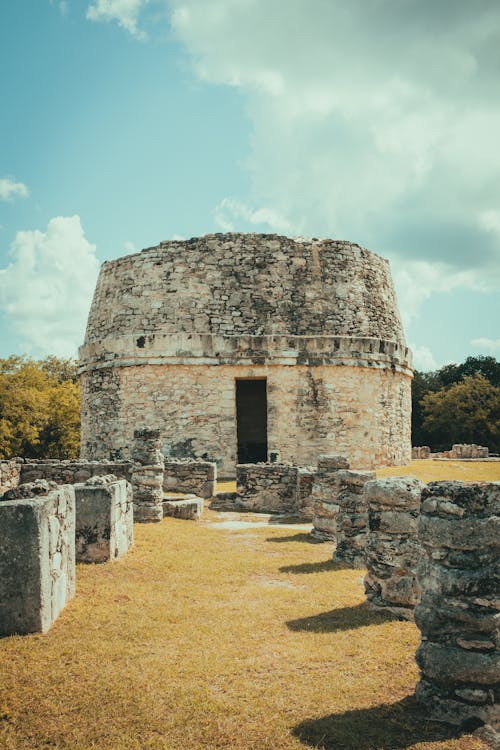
79;334;413;376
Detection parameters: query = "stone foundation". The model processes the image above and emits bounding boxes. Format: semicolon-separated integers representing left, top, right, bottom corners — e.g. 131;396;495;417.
0;484;75;635
74;476;133;563
449;444;489;459
163;460;216;499
333;470;375;566
235;463;300;514
415;481;499;733
131;428;164;522
364;477;424;619
311;455;350;541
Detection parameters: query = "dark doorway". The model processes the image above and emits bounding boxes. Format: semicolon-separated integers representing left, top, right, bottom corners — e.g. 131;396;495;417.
236;378;268;463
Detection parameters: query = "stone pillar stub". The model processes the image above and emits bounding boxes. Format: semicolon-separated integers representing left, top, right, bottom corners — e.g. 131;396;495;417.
415;480;500;735
131;428;164;522
0;485;76;635
74;476;134;562
364;476;425;620
333;470;376;566
311;455;350;542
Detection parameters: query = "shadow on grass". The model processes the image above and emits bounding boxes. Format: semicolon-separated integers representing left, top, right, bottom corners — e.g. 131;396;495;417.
286;603;397;633
266;532;318;543
279;560;352;574
293;696;461;750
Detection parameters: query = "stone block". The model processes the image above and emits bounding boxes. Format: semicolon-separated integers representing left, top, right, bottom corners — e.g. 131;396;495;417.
162;494;203;520
0;486;75;636
74;477;133;563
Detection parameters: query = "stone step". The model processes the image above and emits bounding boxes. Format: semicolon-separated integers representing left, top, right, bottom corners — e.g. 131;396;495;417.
162;495;203;520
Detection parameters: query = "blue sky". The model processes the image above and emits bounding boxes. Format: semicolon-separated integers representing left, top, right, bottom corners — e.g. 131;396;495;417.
1;0;499;369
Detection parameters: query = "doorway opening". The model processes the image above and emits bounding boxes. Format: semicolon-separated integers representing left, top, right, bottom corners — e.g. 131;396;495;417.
236;378;268;464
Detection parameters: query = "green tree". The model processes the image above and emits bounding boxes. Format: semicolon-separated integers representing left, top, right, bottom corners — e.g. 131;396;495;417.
0;357;80;459
421;374;500;452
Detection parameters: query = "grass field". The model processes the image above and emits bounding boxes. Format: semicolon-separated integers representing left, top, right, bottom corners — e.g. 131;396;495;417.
0;461;495;749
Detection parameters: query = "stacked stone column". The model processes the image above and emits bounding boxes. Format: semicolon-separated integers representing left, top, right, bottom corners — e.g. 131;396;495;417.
333;470;375;566
311;456;350;542
415;481;499;734
364;477;424;619
131;428;164;522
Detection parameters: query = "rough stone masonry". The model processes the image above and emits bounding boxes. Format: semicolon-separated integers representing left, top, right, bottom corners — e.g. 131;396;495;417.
79;233;412;475
415;481;499;734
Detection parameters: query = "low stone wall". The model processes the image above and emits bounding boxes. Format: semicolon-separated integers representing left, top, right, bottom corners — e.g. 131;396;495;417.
311;455;350;541
0;459;21;497
333;470;375;566
415;481;499;733
412;446;430;460
74;476;133;563
163;494;203;520
0;483;75;635
163;460;216;499
19;459;134;486
364;477;424;619
449;444;489;459
235;463;300;514
131;428;164;522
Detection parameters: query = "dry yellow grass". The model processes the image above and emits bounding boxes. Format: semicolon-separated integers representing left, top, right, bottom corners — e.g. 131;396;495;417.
0;495;489;749
377;459;500;484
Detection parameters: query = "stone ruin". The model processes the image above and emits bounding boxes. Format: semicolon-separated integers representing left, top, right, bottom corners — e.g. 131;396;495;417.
413;444;491;460
79;233;412;475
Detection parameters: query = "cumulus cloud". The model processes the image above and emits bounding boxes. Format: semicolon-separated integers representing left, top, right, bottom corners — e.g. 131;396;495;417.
410;344;437;372
470;337;500;353
0;216;99;357
86;0;150;38
214;197;292;234
169;0;500;304
0;177;29;202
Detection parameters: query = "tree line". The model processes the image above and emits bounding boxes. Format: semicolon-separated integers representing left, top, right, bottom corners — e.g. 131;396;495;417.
412;355;500;453
0;354;499;460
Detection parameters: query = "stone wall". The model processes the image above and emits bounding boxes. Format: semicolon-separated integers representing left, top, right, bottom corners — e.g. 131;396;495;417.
364;477;424;619
74;477;133;563
412;446;430;459
449;444;489;459
130;428;164;522
333;470;376;566
0;459;21;496
19;459;133;485
415;481;499;732
81;363;411;476
0;484;75;635
163;459;216;499
234;463;300;514
297;467;315;521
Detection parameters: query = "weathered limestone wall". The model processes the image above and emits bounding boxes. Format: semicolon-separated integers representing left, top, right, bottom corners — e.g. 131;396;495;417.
364;477;424;619
235;463;300;514
79;233;412;474
19;459;133;485
333;470;376;566
415;481;499;732
163;460;216;499
81;363;411;475
311;455;350;541
74;477;133;563
0;459;21;496
0;484;75;635
131;428;164;522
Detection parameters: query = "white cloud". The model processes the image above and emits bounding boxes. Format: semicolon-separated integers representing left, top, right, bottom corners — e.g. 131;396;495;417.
214;197;293;234
470;337;500;353
0;216;99;357
86;0;150;38
169;0;500;320
0;177;29;202
410;344;437;372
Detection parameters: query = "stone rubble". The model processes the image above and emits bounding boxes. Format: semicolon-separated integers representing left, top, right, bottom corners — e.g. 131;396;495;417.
364;476;425;619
